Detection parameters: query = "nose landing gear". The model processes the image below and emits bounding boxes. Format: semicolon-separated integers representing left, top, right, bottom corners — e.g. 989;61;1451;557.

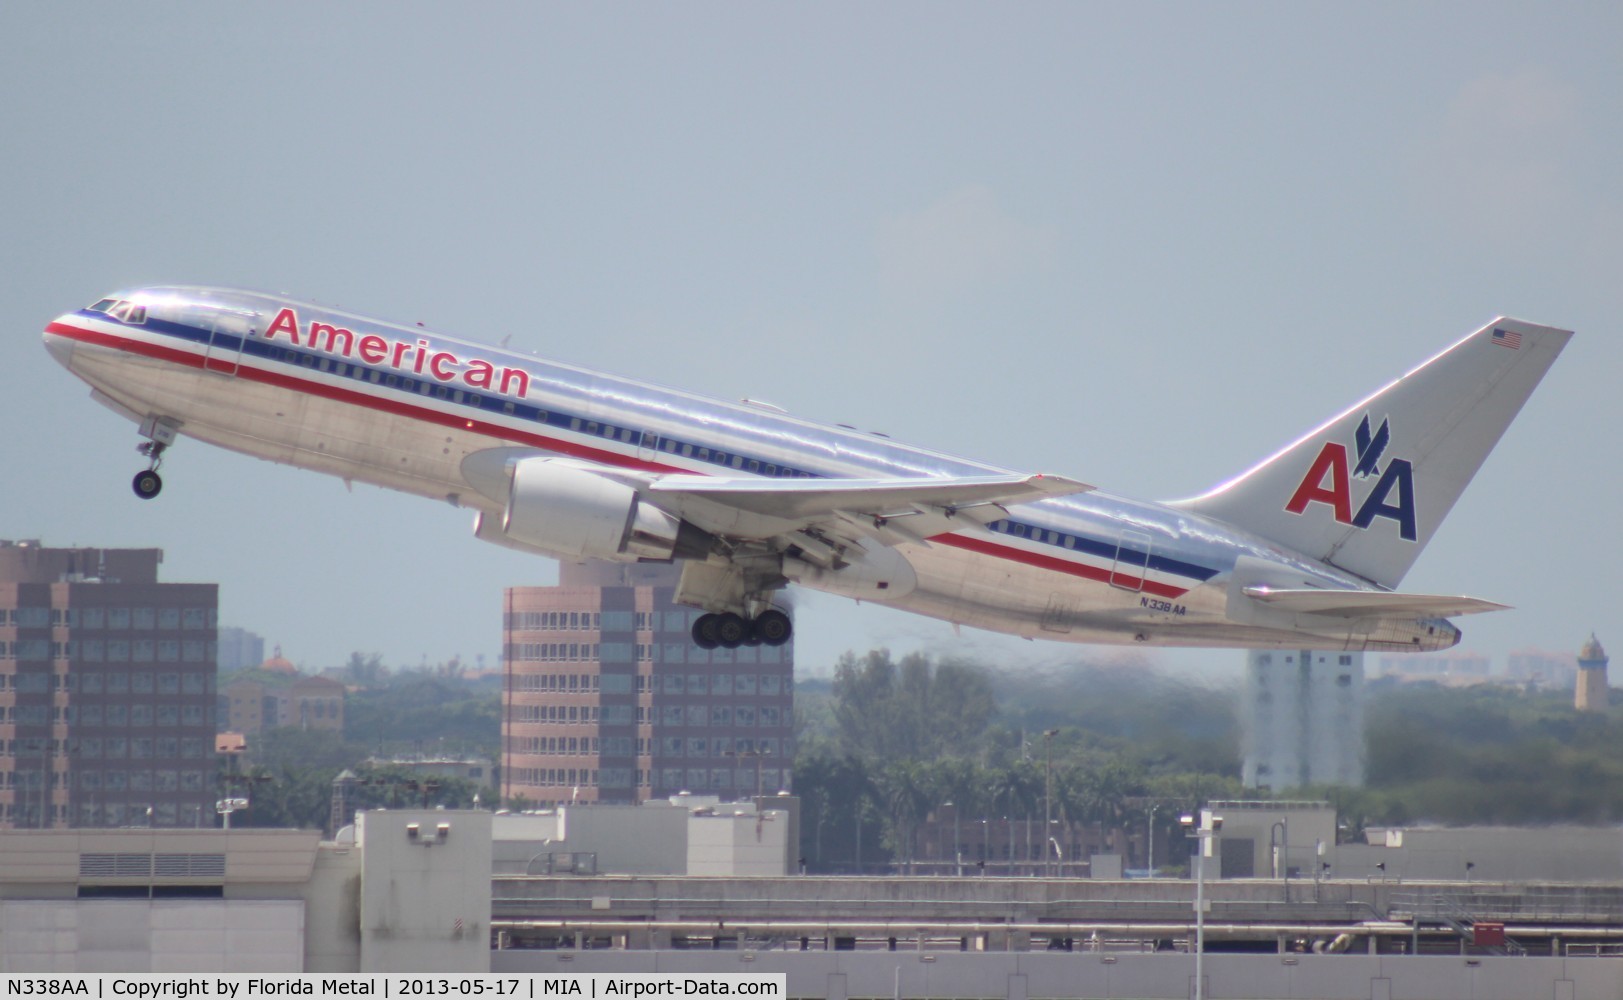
132;416;180;500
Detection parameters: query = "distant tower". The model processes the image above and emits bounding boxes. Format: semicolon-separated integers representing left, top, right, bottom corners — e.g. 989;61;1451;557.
1242;649;1365;790
1575;634;1609;712
328;769;357;839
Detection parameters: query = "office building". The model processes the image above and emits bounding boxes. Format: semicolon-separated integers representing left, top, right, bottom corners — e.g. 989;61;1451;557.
1242;648;1364;790
0;540;218;828
502;562;793;806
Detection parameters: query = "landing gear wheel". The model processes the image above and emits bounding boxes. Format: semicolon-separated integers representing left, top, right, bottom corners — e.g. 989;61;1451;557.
132;470;163;500
134;437;168;500
691;614;721;650
752;609;793;646
714;612;748;648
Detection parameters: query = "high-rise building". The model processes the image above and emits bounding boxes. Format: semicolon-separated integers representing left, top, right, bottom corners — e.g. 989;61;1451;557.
1242;649;1364;790
1504;648;1579;689
216;626;266;672
1575;634;1609;713
0;540;218;828
1375;649;1493;684
502;563;793;806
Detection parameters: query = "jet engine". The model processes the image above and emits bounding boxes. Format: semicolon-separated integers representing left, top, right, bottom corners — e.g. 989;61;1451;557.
473;457;713;563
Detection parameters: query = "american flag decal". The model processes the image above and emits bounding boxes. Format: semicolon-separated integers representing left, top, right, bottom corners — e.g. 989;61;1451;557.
1492;327;1522;350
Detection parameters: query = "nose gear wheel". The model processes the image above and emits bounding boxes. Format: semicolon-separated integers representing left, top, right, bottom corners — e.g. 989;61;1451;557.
133;440;167;499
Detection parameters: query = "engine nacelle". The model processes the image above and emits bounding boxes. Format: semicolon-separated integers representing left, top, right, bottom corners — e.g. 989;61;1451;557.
477;458;712;563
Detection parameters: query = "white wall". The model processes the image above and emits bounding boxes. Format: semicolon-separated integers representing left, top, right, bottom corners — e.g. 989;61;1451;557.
0;900;303;973
356;809;492;973
688;809;791;876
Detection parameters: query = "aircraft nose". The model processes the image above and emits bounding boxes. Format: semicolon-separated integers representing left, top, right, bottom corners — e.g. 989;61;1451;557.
43;326;75;368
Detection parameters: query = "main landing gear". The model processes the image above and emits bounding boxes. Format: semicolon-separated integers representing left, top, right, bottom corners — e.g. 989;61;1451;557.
691;608;793;650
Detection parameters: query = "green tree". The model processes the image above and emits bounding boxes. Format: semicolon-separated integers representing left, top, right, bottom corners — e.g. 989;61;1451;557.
830;650;995;760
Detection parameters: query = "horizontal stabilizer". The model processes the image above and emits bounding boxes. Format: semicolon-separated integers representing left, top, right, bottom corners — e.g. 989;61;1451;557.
1241;586;1509;619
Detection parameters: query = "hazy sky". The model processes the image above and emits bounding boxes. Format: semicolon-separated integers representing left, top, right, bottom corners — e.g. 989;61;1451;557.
2;4;1617;680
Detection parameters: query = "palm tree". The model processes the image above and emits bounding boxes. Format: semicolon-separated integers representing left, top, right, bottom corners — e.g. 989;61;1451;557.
985;761;1040;871
875;760;936;872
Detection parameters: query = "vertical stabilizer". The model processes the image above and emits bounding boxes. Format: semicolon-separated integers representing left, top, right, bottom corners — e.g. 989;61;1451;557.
1171;318;1570;589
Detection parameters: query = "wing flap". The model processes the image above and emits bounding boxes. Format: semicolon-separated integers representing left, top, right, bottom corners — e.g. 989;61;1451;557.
1241;586;1509;619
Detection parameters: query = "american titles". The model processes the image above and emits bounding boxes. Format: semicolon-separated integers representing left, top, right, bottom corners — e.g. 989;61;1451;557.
263;308;529;398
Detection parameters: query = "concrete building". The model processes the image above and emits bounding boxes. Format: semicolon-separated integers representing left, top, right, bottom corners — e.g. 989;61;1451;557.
1242;649;1364;790
0;826;323;970
1337;825;1623;882
353;809;492;972
0;540;218;828
491;793;797;877
220;654;346;739
367;756;496;794
0;812;1619;997
1575;634;1609;712
502;562;794;806
1204;799;1338;879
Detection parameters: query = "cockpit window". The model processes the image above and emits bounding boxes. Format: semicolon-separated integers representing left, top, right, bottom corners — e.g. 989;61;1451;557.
105;301;147;324
95;300;149;324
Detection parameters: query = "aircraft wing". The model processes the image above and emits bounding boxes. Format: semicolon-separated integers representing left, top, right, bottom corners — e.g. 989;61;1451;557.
644;471;1092;547
1240;587;1509;619
460;447;1090;550
645;472;1087;520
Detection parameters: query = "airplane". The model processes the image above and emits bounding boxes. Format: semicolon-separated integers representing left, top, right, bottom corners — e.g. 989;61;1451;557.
43;288;1569;653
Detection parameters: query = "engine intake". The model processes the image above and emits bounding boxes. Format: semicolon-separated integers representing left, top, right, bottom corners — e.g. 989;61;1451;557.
476;457;712;563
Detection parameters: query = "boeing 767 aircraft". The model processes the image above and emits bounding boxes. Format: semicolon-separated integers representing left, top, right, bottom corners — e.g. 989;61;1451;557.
43;289;1569;652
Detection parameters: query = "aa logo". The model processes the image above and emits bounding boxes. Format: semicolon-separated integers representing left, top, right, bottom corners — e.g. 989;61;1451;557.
1285;414;1417;541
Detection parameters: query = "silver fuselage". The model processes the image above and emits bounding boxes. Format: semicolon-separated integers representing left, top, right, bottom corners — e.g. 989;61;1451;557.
43;286;1459;652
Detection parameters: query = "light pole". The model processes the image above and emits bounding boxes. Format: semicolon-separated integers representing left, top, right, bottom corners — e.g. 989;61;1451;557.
1042;729;1058;877
723;747;771;801
724;747;773;844
1147;804;1157;878
1181;809;1222;1000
